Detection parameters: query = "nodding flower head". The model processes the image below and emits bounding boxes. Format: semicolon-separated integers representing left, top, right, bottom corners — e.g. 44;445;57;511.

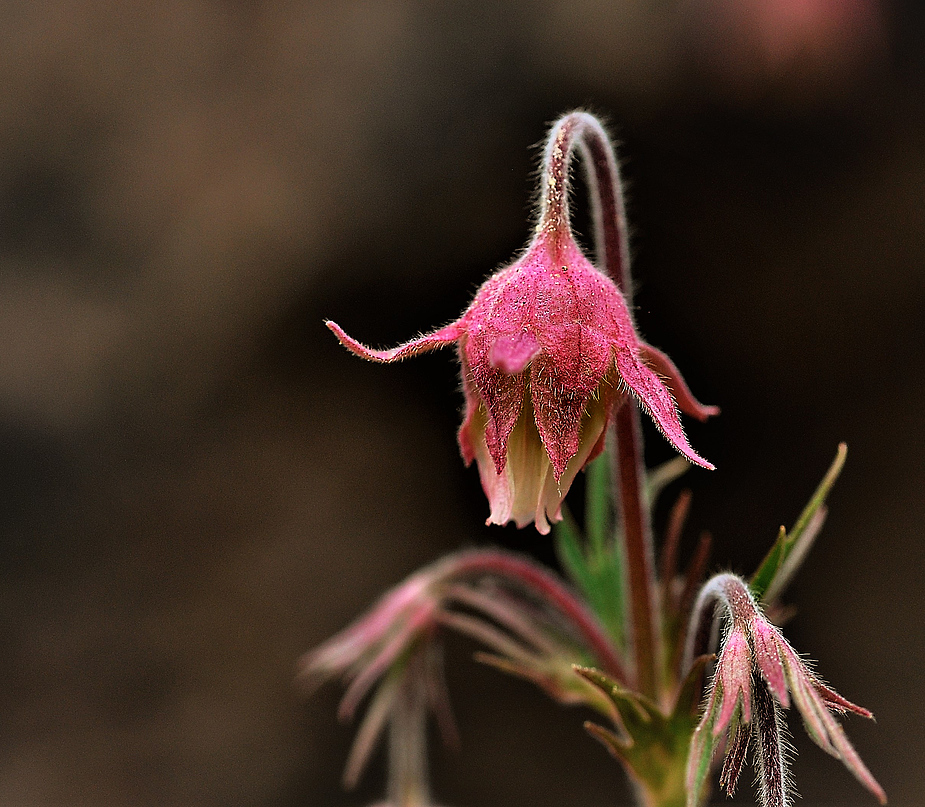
686;573;885;807
327;112;716;534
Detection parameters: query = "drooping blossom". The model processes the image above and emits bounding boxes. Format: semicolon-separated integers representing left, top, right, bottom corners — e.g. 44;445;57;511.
685;573;885;807
327;113;716;533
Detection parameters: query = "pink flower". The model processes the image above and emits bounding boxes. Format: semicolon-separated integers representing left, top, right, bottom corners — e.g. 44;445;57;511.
328;229;715;533
300;567;451;795
328;112;716;533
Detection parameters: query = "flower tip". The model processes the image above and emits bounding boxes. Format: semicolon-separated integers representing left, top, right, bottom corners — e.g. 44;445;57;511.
325;319;375;360
685;451;716;472
816;682;875;719
533;517;552;536
638;344;720;423
696;404;721;422
326;318;463;363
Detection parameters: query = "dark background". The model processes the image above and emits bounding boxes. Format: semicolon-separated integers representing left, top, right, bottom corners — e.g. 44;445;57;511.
1;1;922;805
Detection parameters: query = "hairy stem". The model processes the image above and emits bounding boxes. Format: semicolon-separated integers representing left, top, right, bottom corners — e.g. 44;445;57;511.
539;111;660;697
387;654;432;807
683;573;761;670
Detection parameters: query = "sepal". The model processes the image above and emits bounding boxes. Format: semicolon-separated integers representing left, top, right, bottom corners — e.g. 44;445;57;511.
577;666;701;807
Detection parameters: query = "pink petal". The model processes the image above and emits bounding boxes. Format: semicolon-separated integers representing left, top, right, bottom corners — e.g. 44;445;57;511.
337;607;431;721
460;402;516;527
530;366;589;480
535;387;611;531
342;672;401;788
787;660;837;754
824;714;888;804
786;660;887;804
457;355;484;468
715;628;752;735
639;343;720;422
326;319;463;362
615;348;715;470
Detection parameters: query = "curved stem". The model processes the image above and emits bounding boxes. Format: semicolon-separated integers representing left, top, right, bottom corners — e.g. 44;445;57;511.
540;111;659;697
538;112;631;293
683;573;761;672
439;549;629;684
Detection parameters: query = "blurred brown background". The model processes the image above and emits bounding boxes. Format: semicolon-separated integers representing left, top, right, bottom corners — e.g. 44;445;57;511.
0;1;922;805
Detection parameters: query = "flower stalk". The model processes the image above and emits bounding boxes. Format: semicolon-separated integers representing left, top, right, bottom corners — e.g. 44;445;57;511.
540;112;719;698
536;110;718;697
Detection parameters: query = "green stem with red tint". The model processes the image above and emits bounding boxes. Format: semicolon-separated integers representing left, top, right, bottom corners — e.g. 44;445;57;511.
542;112;662;698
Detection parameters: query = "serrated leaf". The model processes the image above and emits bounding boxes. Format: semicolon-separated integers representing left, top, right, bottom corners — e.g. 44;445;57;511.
475;653;615;718
574;665;654;729
578;665;701;806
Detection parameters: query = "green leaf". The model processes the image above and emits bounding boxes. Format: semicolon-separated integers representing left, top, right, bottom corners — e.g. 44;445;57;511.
584;719;631;759
553;503;595;595
749;525;788;603
647;456;691;506
577;665;700;807
575;665;655;730
553;463;626;650
685;715;717;807
585;453;612;559
792;442;846;539
591;547;626;649
750;444;847;603
473;652;612;716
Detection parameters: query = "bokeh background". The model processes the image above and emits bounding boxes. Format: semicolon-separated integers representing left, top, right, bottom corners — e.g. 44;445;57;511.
1;1;923;805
